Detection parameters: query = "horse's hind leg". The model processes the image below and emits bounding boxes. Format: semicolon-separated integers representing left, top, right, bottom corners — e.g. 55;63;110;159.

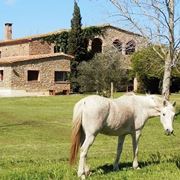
78;134;95;178
113;135;125;171
132;130;141;169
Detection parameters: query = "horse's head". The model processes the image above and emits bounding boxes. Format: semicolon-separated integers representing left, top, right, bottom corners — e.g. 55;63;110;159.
160;100;176;136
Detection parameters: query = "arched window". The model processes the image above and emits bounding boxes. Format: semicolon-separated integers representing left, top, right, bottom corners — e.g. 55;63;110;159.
125;40;136;55
91;38;102;53
113;39;122;52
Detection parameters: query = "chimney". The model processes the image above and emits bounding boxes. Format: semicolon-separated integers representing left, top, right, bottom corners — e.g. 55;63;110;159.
4;23;12;41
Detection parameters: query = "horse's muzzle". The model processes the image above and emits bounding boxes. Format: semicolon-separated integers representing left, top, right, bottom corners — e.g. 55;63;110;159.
165;129;174;136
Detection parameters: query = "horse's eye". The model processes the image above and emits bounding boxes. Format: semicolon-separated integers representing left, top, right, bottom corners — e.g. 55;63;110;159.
163;113;165;116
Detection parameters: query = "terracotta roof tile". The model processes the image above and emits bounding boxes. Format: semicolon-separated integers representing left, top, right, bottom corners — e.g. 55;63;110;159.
0;25;141;46
0;29;68;46
0;53;73;65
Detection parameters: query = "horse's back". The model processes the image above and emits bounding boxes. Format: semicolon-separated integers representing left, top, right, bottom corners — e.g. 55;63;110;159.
73;94;135;136
75;95;110;109
74;95;110;135
80;95;110;120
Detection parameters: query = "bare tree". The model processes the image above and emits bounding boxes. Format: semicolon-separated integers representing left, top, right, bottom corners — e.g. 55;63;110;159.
108;0;180;100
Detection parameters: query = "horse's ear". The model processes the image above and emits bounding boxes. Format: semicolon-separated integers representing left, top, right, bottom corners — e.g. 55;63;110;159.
172;101;176;107
163;100;168;107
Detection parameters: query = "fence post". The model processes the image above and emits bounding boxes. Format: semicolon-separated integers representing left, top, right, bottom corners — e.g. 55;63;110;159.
110;82;114;98
133;74;138;92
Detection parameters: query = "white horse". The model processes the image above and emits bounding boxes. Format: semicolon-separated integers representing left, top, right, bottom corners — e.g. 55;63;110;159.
69;93;176;179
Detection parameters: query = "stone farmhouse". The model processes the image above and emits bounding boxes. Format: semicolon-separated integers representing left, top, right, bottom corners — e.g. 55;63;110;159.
0;23;146;96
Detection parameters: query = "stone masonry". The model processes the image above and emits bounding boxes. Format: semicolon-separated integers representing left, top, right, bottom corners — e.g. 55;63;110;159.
0;24;146;59
100;25;146;53
0;42;29;58
29;40;52;55
0;24;147;95
0;53;73;96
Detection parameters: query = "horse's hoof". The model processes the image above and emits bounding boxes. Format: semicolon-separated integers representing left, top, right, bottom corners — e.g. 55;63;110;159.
85;170;92;176
85;166;90;176
87;171;92;176
113;166;119;171
81;175;86;180
78;171;84;178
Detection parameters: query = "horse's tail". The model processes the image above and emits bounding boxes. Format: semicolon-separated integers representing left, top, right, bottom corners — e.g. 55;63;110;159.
69;100;84;165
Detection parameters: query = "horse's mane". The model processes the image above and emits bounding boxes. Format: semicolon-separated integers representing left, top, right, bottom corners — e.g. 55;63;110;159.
124;92;136;96
123;93;164;108
146;94;164;108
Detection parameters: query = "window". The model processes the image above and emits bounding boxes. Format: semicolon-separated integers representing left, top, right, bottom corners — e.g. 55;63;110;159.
113;39;122;52
0;70;3;81
125;40;136;55
55;71;68;82
92;38;102;53
27;70;39;81
54;45;61;53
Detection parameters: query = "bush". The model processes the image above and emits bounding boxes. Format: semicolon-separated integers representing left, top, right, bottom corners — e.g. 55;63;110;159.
77;49;133;96
131;46;180;93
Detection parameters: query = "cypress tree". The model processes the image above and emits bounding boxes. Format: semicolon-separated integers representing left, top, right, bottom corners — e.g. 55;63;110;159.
68;0;86;61
68;0;86;92
67;1;104;92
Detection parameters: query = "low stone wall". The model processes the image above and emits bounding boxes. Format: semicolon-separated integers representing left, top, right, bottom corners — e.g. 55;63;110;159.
0;88;49;97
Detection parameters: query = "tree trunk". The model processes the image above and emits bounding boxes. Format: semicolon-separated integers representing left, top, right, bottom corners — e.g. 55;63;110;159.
162;53;172;100
162;0;174;100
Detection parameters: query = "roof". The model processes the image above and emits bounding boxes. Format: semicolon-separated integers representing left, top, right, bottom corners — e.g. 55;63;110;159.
99;24;142;37
0;39;32;47
0;29;68;46
0;24;141;46
0;53;74;65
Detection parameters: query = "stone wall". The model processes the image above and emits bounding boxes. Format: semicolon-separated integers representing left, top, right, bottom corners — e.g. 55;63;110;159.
0;66;12;88
100;27;147;53
29;40;52;55
0;43;29;58
10;56;71;93
0;39;52;58
0;26;146;59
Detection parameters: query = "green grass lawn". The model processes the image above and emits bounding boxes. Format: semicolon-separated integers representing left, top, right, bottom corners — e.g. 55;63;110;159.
0;93;179;179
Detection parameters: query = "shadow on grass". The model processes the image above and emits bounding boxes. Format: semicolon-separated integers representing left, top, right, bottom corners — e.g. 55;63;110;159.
92;154;180;175
167;156;180;169
0;121;43;128
92;160;161;175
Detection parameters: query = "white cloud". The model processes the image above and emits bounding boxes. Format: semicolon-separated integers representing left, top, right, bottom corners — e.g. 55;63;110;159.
4;0;16;6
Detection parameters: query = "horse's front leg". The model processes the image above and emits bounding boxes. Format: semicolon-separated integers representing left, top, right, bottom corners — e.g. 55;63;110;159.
131;130;141;169
113;135;126;171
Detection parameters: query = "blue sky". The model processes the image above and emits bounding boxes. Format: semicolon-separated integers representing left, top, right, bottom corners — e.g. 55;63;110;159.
0;0;179;43
0;0;115;40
